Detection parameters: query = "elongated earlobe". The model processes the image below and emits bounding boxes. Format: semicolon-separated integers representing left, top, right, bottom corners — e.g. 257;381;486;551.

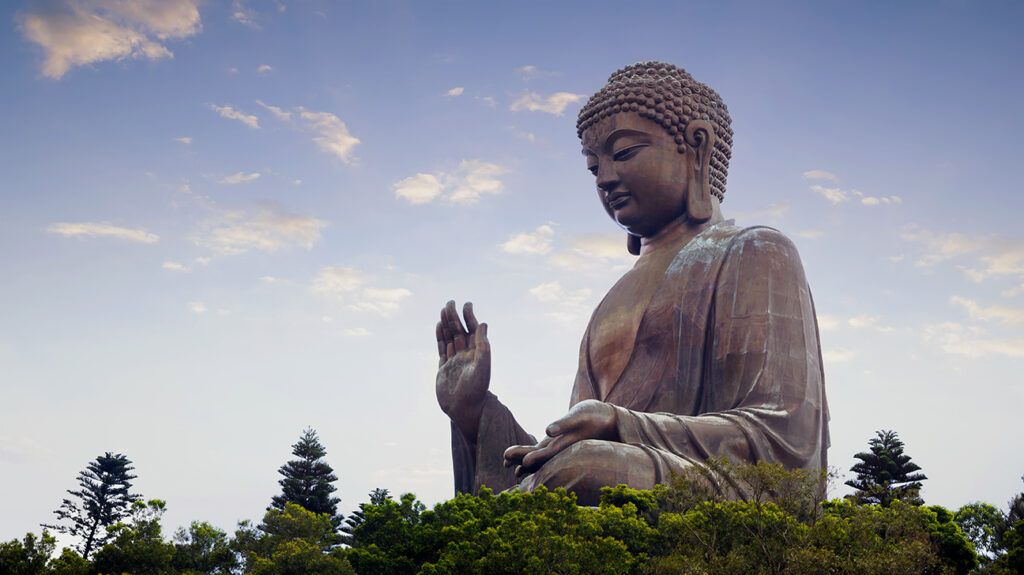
684;120;716;224
627;234;641;255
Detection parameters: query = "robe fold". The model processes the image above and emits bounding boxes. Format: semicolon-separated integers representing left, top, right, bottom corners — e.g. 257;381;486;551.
451;222;829;496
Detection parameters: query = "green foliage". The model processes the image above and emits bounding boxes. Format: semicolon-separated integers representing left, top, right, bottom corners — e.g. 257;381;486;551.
46;548;90;575
0;531;56;575
43;452;141;559
989;519;1024;573
954;502;1004;559
846;430;928;507
234;502;347;574
341;488;391;546
172;521;237;574
91;499;176;575
271;428;342;529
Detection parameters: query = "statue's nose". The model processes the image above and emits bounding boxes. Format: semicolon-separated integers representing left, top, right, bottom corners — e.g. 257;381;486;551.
596;163;619;192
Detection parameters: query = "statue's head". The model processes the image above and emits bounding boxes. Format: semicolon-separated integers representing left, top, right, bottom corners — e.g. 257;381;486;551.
577;62;733;254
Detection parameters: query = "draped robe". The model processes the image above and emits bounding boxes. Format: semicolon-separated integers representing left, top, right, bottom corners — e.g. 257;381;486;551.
450;221;830;501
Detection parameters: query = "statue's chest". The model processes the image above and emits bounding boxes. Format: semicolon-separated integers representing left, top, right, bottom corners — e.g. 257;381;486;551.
588;251;677;399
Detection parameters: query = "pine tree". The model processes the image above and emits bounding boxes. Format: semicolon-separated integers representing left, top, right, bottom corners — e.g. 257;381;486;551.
271;428;342;528
43;452;141;559
845;430;927;507
341;488;391;545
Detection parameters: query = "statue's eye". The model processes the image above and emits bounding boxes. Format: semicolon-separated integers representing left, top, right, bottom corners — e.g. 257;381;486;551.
613;144;647;161
587;164;598;176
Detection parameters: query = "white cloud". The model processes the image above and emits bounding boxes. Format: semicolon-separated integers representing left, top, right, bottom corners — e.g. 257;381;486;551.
860;195;903;206
510;91;584;116
816;314;840;332
500;225;555;255
345;327;371;337
822;348;856;363
312;266;366;295
528;281;593;324
174;136;192;145
809;185;849;205
162;261;190;272
445;86;464;97
188;301;207;315
393;160;507;206
899;226;988;268
47;222;159;244
220;171;261;185
257;64;272;74
296;108;360;163
256;100;292;121
17;0;201;79
733;202;790;222
393;173;444;205
924;322;1024;358
209;104;260;129
230;0;258;27
479;96;497;108
311;266;411;316
802;170;839;182
847;314;894;332
516;64;539;78
349;287;413;316
549;234;635;271
192;204;325;255
950;296;1024;325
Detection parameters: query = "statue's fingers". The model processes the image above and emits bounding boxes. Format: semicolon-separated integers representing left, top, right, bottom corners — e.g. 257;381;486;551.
446;340;455;360
503;444;533;467
440;306;453;342
521;436;567;471
545;410;581;437
445;301;468;351
464;302;479;333
436;321;446;363
474;323;489;355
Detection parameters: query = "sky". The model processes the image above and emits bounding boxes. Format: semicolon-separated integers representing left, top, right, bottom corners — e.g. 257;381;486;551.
1;0;1022;542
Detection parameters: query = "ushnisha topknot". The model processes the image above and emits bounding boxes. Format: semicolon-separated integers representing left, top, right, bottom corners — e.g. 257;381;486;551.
576;61;733;202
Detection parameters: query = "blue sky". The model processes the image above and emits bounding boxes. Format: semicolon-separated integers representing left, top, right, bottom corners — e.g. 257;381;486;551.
1;0;1022;541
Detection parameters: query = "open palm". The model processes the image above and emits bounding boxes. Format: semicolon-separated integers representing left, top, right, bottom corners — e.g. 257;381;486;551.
436;301;490;440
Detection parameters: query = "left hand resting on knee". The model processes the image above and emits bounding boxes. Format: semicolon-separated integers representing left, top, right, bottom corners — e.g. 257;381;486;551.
503;399;619;478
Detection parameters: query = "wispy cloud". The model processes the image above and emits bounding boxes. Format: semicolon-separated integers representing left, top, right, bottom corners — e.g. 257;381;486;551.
548;234;635;271
189;301;207;315
297;108;360;163
809;185;849;205
47;222;159;244
500;225;555;255
162;261;190;272
192;203;325;255
445;87;464;97
393;160;507;205
924;322;1024;358
220;171;261;185
256;64;272;74
822;348;856;363
17;0;201;79
528;281;593;323
847;314;894;332
859;194;903;206
950;296;1024;324
230;0;259;28
510;92;584;116
312;266;412;316
816;314;840;332
733;202;790;223
255;100;292;121
393;174;444;205
802;170;839;182
209;104;260;129
174;136;192;145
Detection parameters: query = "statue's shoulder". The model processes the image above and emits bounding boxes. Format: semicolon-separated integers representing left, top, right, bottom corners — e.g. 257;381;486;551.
680;223;804;268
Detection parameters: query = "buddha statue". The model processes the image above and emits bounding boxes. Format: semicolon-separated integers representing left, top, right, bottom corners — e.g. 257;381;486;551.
435;62;829;505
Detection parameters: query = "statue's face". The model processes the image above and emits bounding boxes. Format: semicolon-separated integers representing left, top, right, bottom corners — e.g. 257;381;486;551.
582;112;689;238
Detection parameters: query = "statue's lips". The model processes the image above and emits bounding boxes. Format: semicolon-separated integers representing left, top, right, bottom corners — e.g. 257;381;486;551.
607;193;631;210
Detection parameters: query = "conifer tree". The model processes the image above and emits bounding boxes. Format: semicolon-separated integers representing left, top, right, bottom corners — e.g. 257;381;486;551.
271;428;342;528
341;488;391;545
845;429;927;507
43;452;141;559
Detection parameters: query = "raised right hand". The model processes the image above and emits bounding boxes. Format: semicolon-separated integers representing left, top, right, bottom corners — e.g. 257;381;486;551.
436;300;490;441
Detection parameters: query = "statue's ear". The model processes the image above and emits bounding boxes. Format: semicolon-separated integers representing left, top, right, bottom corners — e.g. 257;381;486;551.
627;233;641;256
684;119;716;224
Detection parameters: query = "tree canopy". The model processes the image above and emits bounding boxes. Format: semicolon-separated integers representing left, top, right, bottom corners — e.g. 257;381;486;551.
271;428;342;529
845;429;928;507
